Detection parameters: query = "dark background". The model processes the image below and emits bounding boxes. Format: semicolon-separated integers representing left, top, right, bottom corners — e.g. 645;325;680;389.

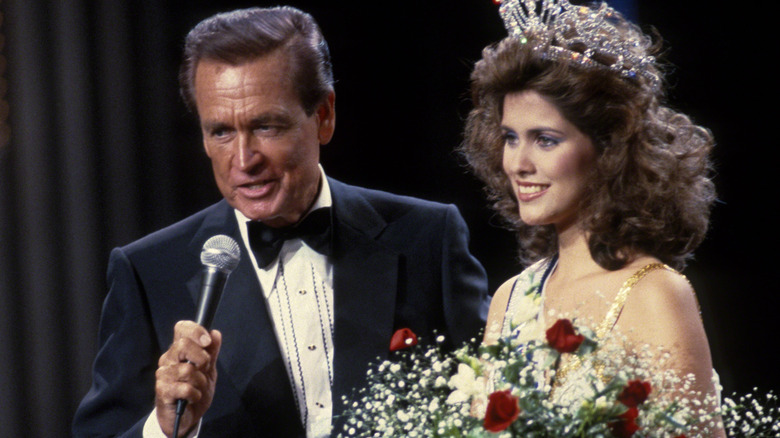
1;1;775;436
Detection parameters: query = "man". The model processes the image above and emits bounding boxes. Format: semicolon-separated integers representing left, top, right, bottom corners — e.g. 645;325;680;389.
73;6;488;437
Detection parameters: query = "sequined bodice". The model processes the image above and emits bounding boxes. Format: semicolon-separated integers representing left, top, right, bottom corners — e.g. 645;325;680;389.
500;258;676;406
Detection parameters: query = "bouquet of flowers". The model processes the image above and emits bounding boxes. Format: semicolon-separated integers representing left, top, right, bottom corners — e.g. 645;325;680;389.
337;320;779;437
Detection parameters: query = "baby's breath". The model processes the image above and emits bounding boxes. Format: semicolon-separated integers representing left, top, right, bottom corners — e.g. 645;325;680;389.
338;326;779;437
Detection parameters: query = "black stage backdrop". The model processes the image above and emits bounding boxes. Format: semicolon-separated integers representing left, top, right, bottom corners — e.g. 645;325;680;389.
0;1;776;436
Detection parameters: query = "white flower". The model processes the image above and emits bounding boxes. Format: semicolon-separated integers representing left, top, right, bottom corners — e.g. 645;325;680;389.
446;363;486;404
510;292;541;325
514;319;543;344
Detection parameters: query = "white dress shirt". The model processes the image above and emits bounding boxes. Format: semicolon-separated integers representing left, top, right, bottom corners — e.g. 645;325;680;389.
145;170;335;438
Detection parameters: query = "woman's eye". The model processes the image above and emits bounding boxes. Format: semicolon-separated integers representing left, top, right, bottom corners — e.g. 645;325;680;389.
502;131;519;146
537;135;560;148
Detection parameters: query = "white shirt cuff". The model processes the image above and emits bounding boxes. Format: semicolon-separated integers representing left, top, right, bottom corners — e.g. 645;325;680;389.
143;408;201;438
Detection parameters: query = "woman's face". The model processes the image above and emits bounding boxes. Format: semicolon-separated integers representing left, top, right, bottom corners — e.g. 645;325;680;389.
501;90;598;232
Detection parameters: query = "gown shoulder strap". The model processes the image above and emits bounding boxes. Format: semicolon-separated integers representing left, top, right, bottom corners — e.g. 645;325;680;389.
595;263;677;338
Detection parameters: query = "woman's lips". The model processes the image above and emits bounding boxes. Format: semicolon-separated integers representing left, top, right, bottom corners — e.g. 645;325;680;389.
516;183;549;202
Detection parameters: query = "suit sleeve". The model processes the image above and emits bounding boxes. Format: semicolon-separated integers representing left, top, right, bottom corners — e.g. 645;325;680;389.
72;248;160;438
440;204;490;346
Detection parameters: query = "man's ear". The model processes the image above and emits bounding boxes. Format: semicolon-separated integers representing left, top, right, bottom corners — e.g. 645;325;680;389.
317;91;336;145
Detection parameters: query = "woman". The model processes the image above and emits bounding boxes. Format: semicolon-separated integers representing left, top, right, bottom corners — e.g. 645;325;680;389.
462;0;723;435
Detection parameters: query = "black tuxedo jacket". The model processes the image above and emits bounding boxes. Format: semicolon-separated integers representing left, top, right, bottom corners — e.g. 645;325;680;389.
73;178;488;437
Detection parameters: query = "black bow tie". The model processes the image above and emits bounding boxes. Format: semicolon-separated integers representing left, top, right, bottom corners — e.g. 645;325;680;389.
247;207;333;268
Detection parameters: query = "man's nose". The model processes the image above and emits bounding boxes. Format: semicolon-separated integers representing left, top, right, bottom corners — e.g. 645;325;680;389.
235;134;261;170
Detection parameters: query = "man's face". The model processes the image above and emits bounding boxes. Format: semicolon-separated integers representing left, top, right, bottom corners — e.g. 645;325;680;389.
194;52;335;227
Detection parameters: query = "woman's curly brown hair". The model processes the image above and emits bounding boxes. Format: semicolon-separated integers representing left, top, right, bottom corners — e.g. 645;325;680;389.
461;19;716;271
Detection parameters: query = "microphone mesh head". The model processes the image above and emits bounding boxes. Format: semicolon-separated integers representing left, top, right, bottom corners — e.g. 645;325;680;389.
201;235;241;272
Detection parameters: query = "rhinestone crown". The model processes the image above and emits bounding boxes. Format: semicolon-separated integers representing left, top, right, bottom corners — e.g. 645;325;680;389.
497;0;660;90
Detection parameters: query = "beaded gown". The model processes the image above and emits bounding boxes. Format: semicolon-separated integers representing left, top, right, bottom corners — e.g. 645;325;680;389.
498;257;719;408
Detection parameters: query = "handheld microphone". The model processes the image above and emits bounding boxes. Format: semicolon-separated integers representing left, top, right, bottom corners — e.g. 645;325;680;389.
174;234;241;436
194;235;241;327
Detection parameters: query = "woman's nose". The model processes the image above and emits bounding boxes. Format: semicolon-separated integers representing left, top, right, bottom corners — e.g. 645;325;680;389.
503;144;534;176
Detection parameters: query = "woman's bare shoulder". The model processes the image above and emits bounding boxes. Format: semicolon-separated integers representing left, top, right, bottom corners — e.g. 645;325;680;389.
483;274;522;344
495;275;522;301
617;263;711;370
622;265;697;322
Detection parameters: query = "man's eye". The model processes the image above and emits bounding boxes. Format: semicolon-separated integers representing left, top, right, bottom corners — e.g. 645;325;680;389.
254;125;281;136
210;128;232;138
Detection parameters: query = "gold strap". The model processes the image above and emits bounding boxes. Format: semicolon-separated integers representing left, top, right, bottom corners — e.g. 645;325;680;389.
595;263;674;338
552;263;677;393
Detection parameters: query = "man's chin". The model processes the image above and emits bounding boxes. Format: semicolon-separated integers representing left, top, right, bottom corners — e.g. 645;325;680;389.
231;199;273;221
235;205;299;227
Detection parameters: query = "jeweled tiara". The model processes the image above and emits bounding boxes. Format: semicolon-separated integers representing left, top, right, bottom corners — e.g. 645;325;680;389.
496;0;660;90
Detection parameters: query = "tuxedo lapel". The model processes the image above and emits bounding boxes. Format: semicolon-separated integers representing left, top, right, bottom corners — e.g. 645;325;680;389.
329;180;400;413
183;201;301;431
184;202;282;378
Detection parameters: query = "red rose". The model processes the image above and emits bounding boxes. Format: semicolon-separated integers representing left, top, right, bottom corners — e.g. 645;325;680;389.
545;319;584;353
609;407;640;438
483;390;521;432
618;380;652;407
389;328;418;351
